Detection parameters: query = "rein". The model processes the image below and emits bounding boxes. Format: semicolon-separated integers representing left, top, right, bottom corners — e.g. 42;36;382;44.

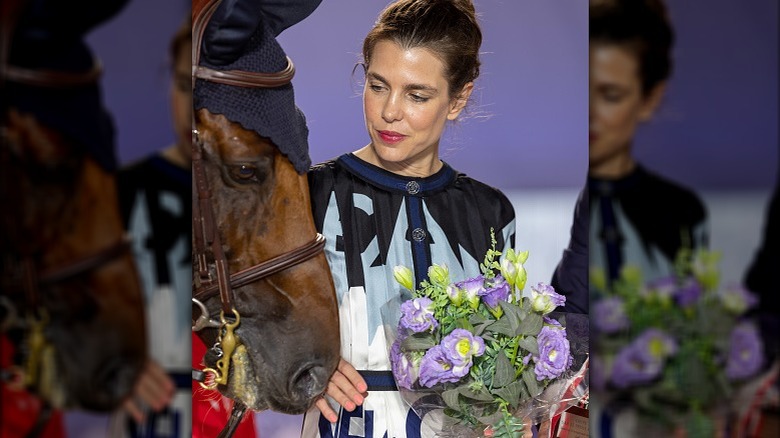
190;0;326;434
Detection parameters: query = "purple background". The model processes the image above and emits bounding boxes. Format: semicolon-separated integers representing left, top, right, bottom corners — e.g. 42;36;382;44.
89;0;590;190
86;0;189;165
632;0;778;191
277;0;589;189
86;1;776;191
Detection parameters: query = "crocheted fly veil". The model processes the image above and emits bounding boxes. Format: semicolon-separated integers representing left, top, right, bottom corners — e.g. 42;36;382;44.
193;0;322;174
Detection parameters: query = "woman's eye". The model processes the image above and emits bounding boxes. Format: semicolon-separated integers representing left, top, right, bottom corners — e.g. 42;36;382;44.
603;92;624;103
369;83;385;92
410;94;429;103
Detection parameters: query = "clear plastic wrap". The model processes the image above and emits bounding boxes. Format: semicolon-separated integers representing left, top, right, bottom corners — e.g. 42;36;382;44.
381;283;590;438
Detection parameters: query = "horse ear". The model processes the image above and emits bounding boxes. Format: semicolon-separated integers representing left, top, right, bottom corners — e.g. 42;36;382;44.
201;0;323;66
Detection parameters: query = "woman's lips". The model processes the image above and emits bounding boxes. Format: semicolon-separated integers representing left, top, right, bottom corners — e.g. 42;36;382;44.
378;130;406;144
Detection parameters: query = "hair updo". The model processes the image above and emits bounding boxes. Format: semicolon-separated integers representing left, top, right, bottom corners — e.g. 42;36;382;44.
590;0;674;95
362;0;482;99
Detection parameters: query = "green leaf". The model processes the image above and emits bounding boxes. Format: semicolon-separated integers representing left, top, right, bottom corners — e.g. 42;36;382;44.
517;312;543;336
473;321;492;337
492;351;514;388
487;318;516;337
493;380;525;409
522;368;542;397
499;301;524;327
442;387;461;411
459;386;494;401
401;333;436;351
455;317;474;331
469;313;489;325
517;336;538;356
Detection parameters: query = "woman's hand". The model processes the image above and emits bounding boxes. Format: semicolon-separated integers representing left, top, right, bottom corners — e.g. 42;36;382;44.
315;358;368;423
121;359;175;423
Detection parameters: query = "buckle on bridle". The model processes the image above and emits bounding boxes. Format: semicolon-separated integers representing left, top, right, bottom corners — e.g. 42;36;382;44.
196;307;241;390
192;298;220;331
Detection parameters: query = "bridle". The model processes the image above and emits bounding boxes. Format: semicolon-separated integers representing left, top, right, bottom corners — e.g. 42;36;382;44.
190;0;326;435
0;1;133;435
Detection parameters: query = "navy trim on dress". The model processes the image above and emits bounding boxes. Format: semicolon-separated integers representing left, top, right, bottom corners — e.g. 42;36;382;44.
338;153;456;196
358;370;398;391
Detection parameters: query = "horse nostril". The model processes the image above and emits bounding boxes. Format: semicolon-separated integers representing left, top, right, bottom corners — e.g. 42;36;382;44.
290;364;330;399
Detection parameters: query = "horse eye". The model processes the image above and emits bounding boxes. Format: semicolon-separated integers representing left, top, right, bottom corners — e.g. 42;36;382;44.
228;164;263;184
237;165;255;178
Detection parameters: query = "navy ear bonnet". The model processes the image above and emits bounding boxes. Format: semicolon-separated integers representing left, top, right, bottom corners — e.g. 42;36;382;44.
193;0;323;174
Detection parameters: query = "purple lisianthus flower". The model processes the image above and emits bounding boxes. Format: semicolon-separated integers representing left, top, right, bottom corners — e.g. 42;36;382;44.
390;338;420;390
719;284;759;314
446;284;464;306
478;275;511;309
637;328;677;361
543;316;562;327
440;329;485;377
610;328;676;388
726;322;764;380
455;276;484;297
673;278;703;307
530;282;566;314
399;297;438;333
454;276;485;308
610;342;664;388
533;325;572;380
418;345;461;387
592;297;629;333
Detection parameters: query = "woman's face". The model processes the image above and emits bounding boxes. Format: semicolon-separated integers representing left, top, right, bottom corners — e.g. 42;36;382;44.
361;40;471;176
589;43;664;178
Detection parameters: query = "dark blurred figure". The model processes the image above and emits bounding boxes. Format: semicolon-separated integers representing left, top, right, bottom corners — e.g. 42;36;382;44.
114;17;187;438
589;1;778;437
2;0;149;436
743;178;780;437
745;180;780;361
588;1;707;437
115;15;258;438
551;186;589;314
588;0;707;290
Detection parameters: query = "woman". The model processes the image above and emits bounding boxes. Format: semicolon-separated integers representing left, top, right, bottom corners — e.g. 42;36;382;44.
301;1;516;436
588;0;708;290
588;1;710;436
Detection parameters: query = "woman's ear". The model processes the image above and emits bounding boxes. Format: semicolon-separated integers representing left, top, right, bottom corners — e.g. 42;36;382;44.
447;82;474;120
638;81;667;122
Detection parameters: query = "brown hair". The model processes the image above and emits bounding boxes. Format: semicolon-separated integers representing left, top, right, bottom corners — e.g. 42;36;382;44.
362;0;482;99
590;0;674;95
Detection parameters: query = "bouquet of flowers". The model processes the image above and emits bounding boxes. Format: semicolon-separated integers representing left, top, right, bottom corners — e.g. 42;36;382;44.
590;248;766;437
387;231;588;437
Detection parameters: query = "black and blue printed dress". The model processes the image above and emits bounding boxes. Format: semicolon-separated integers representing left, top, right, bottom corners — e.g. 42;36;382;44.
301;153;515;438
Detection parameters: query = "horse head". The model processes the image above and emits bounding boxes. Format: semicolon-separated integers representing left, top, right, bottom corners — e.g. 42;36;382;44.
193;109;339;413
1;110;147;411
0;0;146;410
191;0;340;414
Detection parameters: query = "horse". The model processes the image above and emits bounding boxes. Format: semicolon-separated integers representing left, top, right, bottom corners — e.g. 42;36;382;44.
0;109;148;411
0;0;147;418
190;0;340;425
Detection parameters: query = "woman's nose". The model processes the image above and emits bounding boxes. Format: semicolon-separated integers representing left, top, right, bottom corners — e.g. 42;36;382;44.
382;94;402;122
